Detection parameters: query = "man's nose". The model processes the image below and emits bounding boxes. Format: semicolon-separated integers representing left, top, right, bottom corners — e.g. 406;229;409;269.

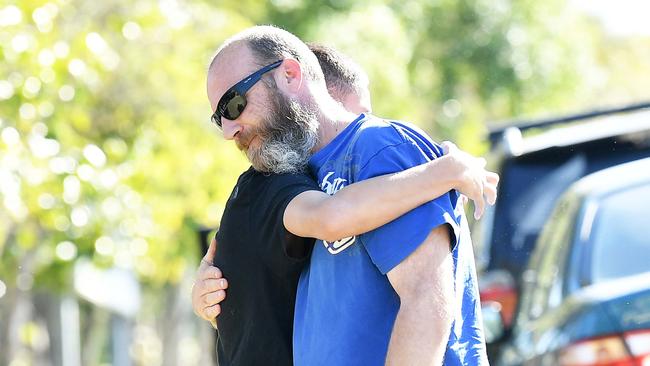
221;118;242;140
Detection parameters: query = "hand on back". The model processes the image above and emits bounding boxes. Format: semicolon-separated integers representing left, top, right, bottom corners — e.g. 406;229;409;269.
192;238;228;327
441;141;500;220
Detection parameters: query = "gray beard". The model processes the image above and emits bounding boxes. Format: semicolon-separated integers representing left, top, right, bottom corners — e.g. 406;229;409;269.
247;92;319;174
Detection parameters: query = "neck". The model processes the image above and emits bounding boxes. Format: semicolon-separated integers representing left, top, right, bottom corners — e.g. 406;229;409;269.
313;96;359;152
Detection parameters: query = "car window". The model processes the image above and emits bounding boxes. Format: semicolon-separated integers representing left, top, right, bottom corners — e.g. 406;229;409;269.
516;194;580;324
589;183;650;284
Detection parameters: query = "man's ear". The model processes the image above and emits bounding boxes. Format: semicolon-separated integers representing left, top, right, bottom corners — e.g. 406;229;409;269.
273;58;303;95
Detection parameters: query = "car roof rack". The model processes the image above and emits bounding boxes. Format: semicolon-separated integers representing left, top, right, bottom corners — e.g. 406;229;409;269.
488;101;650;146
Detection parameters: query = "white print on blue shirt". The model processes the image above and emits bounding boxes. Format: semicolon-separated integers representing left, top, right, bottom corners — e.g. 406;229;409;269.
319;171;356;254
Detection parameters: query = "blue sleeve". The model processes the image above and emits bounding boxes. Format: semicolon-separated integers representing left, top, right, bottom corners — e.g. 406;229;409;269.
357;141;460;275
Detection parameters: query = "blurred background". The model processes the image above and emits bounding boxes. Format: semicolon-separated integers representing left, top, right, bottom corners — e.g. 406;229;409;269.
1;0;649;365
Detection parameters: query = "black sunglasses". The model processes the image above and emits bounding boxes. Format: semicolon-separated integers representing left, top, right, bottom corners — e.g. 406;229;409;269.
211;60;283;129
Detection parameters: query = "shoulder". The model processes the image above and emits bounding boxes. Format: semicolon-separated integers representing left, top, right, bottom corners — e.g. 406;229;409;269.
250;171;319;227
355;117;441;154
260;171;318;196
388;120;444;157
356;117;442;164
354;116;410;146
345;117;420;166
266;171;316;186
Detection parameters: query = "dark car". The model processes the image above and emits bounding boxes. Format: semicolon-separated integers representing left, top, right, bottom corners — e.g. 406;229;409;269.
484;157;650;365
474;103;650;339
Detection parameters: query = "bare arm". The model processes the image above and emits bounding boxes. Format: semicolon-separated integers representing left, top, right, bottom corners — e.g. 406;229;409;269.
284;147;498;242
385;225;454;365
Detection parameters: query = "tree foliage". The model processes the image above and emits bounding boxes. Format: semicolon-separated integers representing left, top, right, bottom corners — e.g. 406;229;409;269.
1;0;644;304
0;0;252;294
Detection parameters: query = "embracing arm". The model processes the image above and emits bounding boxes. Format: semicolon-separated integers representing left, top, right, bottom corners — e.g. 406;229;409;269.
385;225;454;365
284;145;498;242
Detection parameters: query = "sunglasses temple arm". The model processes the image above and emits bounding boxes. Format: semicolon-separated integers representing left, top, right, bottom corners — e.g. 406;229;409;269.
239;60;283;91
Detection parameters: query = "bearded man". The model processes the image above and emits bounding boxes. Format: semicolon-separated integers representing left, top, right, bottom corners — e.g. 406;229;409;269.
203;27;493;365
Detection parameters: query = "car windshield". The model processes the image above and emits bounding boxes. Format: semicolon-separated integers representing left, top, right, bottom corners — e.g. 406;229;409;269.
487;141;650;280
488;154;586;276
589;183;650;284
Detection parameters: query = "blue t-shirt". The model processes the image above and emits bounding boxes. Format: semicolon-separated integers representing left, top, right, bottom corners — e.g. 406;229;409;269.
293;114;488;365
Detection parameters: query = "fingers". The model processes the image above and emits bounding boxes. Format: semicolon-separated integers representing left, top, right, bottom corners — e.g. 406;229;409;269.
195;278;227;305
484;181;497;205
202;238;218;265
472;183;486;220
444;145;498;218
203;304;221;320
201;278;228;293
194;282;227;319
441;141;458;155
193;277;227;313
198;265;223;281
203;289;227;306
484;171;499;205
193;252;228;323
486;171;499;184
474;170;498;214
198;289;226;321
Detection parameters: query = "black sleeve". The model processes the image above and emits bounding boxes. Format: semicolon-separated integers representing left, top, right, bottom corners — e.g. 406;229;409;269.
251;172;320;261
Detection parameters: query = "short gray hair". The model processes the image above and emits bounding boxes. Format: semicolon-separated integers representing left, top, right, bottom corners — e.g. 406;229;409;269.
307;42;369;101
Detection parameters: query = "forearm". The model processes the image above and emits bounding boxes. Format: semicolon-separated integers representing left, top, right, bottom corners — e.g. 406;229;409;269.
385;295;454;366
317;156;459;240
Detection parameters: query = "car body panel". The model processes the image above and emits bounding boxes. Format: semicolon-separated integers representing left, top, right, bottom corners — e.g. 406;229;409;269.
497;158;650;365
475;105;650;360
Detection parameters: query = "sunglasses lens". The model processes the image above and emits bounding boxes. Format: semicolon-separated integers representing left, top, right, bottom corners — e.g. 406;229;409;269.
223;94;247;121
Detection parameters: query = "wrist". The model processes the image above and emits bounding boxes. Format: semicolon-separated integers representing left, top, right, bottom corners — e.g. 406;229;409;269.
439;155;462;190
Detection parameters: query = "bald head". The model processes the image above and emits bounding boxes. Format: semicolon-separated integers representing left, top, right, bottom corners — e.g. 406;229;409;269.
209;25;325;88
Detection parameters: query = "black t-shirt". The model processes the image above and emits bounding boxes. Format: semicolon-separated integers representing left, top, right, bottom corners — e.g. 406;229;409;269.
214;167;319;366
